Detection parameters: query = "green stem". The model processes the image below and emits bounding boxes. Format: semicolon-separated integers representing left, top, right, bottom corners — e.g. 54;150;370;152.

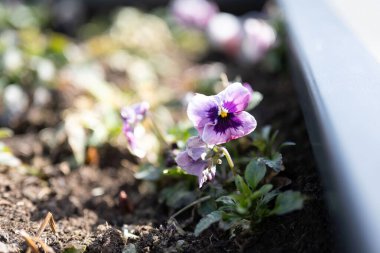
220;147;236;176
169;196;212;220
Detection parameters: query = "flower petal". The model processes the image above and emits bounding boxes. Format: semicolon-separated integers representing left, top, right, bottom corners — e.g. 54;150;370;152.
186;136;207;160
202;111;257;145
216;82;251;112
187;93;218;134
175;151;208;177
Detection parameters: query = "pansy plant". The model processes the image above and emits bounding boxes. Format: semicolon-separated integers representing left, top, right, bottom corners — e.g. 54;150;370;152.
172;79;304;237
120;78;304;238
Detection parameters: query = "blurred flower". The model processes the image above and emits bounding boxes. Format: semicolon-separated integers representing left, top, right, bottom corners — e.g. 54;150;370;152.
171;0;218;30
3;84;29;118
36;58;56;82
206;13;243;56
121;102;150;158
240;18;276;63
187;82;257;145
175;136;216;188
3;48;23;72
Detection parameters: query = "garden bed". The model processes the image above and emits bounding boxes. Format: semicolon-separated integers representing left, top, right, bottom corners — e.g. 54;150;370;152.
0;68;337;252
0;2;338;252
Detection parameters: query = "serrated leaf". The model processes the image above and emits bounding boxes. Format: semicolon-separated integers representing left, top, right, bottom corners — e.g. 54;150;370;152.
271;191;304;215
244;159;266;190
194;211;222;236
235;175;251;196
263;152;284;172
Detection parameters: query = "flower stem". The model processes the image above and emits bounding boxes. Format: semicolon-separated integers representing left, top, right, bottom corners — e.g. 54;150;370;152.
169;196;212;220
220;147;236;176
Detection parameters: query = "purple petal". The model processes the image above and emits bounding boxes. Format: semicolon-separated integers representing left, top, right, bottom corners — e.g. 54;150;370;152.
132;102;149;120
243;83;253;103
216;82;251;112
121;107;137;124
187;93;218;134
175;151;208;178
186;136;207;160
202;111;257;145
121;102;149;123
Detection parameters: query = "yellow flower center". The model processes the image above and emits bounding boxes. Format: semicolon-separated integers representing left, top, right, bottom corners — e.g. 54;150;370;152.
220;107;228;118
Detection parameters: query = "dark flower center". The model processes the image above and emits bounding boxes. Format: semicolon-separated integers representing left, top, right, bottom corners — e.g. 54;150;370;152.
207;105;242;134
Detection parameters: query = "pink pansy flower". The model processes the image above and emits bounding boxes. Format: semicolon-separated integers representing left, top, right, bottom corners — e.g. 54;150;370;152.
171;0;218;30
187;82;257;145
121;102;150;158
175;136;216;188
240;18;276;63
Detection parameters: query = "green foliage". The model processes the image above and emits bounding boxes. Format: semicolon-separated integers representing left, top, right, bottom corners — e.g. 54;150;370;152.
244;158;266;189
194;211;223;236
194;157;305;236
271;191;304;215
251;126;295;172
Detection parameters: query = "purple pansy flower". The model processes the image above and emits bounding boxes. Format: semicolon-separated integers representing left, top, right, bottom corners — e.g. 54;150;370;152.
175;136;216;188
187;82;257;145
121;102;150;158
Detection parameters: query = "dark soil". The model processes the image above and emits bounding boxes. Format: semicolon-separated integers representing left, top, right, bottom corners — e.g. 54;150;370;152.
0;64;338;252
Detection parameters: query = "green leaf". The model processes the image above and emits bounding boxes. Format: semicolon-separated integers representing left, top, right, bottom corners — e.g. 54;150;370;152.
251;184;273;200
244;159;267;189
263;152;284;172
234;175;251;196
163;167;186;176
198;198;217;217
261;126;272;141
260;189;279;205
194;211;223;236
216;195;236;206
271;191;304;215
